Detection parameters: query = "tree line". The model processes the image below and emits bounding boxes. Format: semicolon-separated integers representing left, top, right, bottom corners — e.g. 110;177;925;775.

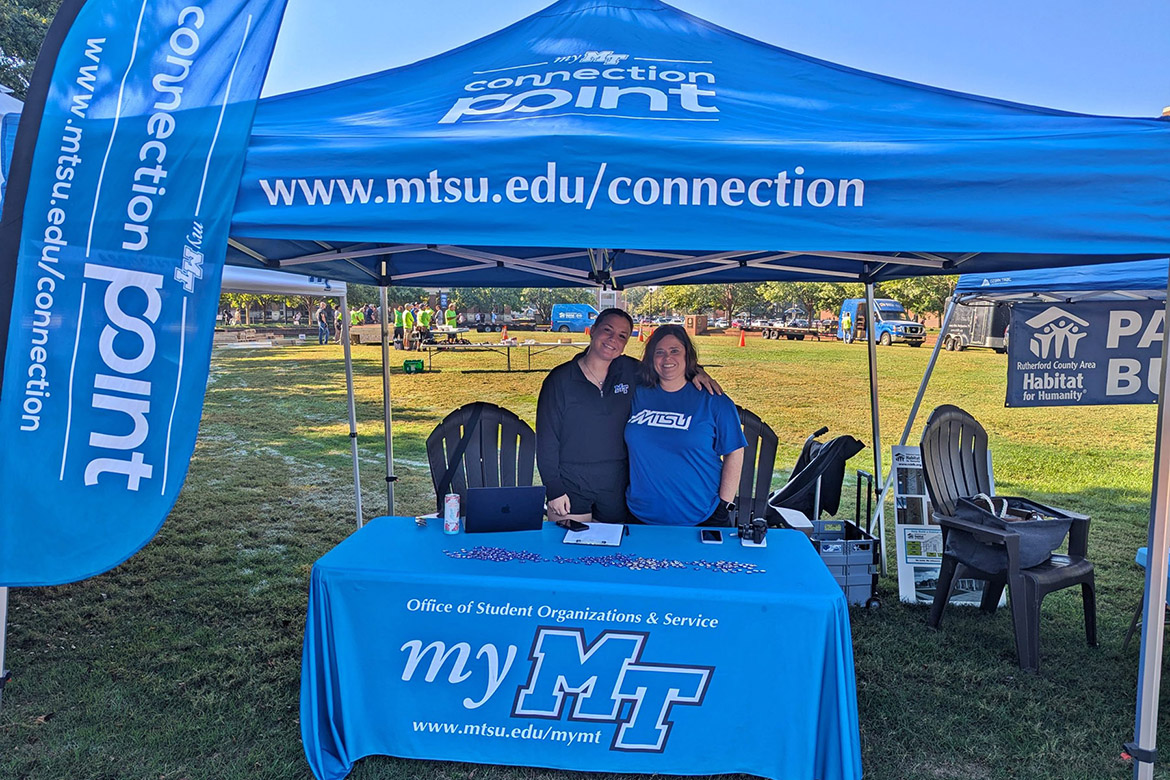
219;278;956;327
623;278;956;321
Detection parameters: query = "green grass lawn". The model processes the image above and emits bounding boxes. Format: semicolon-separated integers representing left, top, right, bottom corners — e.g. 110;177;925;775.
2;332;1168;779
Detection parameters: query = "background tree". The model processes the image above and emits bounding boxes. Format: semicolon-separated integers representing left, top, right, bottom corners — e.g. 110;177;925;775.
511;287;593;322
624;286;671;317
1;0;61;99
760;281;864;319
881;275;957;321
449;287;523;315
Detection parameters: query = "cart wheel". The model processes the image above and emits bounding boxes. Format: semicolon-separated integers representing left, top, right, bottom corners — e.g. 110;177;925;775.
866;597;881;610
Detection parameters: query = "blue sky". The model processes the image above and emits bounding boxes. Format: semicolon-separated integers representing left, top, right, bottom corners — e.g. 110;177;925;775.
262;0;1169;116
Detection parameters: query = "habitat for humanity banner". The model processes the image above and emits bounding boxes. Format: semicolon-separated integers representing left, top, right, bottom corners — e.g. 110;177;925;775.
0;0;287;586
1006;300;1164;407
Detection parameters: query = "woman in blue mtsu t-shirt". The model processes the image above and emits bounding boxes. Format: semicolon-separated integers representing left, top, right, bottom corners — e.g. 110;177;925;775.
625;325;747;526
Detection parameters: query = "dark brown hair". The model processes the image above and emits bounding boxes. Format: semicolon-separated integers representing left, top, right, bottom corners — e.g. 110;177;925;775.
639;324;699;387
594;307;634;333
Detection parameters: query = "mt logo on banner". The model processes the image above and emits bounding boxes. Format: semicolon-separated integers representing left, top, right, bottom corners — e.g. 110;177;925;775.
402;627;713;752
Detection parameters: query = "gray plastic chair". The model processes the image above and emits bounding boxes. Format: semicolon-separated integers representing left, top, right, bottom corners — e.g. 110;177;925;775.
920;404;1096;671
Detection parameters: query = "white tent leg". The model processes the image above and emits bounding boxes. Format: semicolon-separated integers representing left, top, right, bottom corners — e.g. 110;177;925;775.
0;586;8;713
379;287;396;515
864;282;887;575
339;294;363;530
1131;285;1170;778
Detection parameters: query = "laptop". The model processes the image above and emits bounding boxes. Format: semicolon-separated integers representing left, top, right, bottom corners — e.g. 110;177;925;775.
463;486;546;533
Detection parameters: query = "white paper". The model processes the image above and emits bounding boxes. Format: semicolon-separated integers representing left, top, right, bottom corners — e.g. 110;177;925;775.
562;523;625;547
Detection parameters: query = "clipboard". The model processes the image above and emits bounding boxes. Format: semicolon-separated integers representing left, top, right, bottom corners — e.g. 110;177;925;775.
561;523;625;547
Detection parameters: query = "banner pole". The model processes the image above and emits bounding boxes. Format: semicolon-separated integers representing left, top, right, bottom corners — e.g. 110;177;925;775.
1131;277;1170;779
864;282;887;576
339;294;362;530
0;586;9;714
379;287;396;515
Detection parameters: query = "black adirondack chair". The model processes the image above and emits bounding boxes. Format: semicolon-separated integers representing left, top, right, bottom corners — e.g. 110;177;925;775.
426;402;537;514
920;404;1096;671
733;406;779;527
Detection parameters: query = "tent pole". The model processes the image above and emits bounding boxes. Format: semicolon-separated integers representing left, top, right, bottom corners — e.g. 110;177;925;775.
1131;282;1170;779
339;294;363;530
864;282;887;575
0;587;8;714
379;287;396;515
879;296;958;500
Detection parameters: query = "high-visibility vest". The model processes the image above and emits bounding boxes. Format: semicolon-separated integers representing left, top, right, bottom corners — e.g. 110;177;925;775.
394;309;403;327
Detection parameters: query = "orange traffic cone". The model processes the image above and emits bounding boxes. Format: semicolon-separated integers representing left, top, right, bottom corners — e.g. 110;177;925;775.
584;326;590;337
738;328;746;347
501;325;508;340
638;326;644;342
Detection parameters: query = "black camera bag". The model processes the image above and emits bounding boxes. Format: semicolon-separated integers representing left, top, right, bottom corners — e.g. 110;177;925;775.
945;496;1075;574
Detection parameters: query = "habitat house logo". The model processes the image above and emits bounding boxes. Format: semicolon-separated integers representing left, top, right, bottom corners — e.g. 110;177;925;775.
440;49;719;124
1024;306;1089;359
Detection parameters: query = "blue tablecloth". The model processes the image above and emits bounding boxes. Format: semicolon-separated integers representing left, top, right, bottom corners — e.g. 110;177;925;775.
301;518;862;780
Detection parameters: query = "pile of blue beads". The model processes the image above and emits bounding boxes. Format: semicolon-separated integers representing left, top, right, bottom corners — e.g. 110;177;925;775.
444;547;764;574
444;546;545;564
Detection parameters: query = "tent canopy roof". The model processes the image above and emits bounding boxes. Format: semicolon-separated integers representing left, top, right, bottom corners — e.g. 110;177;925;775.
956;258;1170;303
228;0;1170;288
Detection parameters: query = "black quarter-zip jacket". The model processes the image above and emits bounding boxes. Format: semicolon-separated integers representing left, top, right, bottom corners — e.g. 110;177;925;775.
536;352;640;501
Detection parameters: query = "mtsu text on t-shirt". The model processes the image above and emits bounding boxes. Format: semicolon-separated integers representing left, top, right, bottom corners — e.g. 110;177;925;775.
625;383;747;525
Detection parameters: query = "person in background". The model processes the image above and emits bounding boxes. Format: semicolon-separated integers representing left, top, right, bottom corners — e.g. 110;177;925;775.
402;304;416;350
842;310;853;344
334;308;344;342
316;301;330;345
625;325;746;527
445;303;458;329
419;303;433;330
393;304;404;349
433;305;443;328
537;310;721;525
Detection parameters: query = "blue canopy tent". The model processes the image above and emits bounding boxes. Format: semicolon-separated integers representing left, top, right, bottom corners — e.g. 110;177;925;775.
956;258;1170;303
226;0;1168;288
219;1;1170;775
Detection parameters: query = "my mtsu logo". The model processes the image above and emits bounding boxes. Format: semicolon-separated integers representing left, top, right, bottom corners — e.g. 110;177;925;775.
513;628;712;752
554;50;630;66
628;409;692;430
613;383;630;395
1024;306;1089;359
